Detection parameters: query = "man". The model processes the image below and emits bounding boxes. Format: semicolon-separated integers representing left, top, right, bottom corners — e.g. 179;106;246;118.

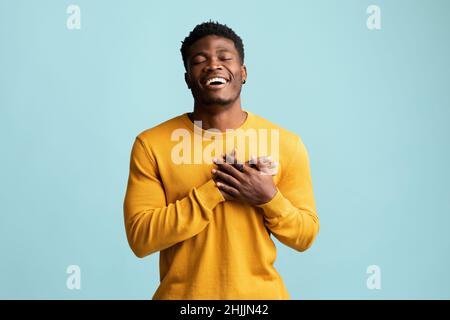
123;21;319;300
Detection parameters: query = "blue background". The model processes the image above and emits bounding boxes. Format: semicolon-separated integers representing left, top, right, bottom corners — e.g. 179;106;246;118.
1;0;449;299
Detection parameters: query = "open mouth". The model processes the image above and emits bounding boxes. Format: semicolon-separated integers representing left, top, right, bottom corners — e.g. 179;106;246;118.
204;77;229;89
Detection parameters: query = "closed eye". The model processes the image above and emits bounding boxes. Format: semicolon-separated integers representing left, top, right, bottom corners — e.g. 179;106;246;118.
191;59;206;65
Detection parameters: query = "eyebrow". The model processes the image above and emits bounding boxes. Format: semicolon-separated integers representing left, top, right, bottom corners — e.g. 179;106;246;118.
191;47;233;58
216;47;232;53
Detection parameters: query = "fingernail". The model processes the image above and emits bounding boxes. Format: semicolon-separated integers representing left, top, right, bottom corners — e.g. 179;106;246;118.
212;169;216;174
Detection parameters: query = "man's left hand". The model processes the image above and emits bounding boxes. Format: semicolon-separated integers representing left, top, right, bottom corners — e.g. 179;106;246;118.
212;157;277;206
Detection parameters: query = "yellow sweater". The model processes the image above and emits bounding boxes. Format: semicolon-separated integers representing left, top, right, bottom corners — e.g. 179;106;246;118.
123;110;319;300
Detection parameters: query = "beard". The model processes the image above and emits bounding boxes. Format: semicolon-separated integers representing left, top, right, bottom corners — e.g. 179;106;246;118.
193;84;242;106
202;96;235;105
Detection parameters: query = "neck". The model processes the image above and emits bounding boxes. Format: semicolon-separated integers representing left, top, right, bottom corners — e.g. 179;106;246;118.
189;98;247;132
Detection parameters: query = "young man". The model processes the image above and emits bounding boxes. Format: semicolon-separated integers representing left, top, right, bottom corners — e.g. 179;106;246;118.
123;21;319;300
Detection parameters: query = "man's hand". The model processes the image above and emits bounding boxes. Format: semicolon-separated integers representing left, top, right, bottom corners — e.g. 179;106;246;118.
212;155;277;206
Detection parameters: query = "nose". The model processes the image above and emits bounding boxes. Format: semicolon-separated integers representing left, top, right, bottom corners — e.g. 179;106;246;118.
204;57;223;72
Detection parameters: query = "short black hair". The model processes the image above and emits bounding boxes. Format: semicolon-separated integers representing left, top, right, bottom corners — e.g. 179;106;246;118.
180;20;245;70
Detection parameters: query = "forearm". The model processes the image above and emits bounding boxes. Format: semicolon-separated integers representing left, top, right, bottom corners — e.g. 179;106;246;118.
124;179;224;258
258;189;319;252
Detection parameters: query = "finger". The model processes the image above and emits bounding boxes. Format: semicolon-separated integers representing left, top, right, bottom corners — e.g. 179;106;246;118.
269;161;279;169
222;189;238;201
213;157;224;164
212;168;241;189
241;161;259;174
255;156;278;173
224;150;238;165
214;159;244;180
218;183;239;201
250;154;258;164
221;191;234;201
224;152;233;164
245;162;258;170
225;150;245;166
257;156;269;168
259;155;272;163
259;160;279;176
215;181;240;198
247;155;266;169
240;156;259;174
212;177;237;201
234;162;244;172
245;158;258;170
221;150;246;172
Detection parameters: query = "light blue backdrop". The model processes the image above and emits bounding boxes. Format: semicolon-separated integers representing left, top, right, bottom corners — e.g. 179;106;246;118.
1;0;449;299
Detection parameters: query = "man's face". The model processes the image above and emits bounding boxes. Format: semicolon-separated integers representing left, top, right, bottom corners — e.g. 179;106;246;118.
185;35;247;107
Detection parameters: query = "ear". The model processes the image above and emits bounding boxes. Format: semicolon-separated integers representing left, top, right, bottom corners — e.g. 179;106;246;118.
184;72;191;89
241;64;247;83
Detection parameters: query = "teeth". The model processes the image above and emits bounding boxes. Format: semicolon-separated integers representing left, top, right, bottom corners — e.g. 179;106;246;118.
206;77;227;85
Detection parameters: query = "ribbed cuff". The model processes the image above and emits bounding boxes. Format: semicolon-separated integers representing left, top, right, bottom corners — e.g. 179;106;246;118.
256;189;290;219
195;179;225;211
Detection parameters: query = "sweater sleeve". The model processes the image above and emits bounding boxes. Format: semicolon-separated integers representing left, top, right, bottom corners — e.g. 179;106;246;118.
123;137;225;258
257;137;319;252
